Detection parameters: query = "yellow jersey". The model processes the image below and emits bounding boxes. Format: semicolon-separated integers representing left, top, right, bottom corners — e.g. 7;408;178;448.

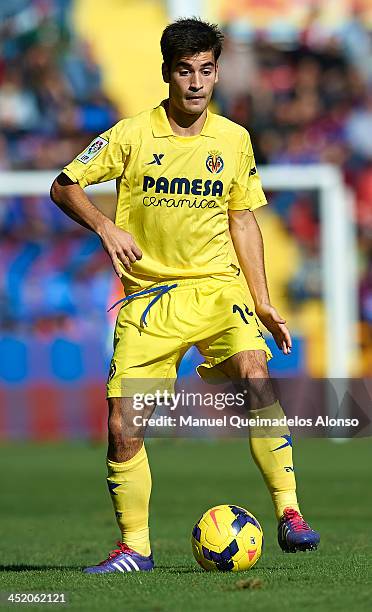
63;102;267;294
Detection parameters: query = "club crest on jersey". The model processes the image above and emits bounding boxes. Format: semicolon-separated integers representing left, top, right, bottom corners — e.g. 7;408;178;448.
77;136;108;164
206;150;224;174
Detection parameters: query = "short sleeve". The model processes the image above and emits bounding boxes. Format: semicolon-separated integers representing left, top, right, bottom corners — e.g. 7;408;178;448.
62;122;128;188
228;130;267;211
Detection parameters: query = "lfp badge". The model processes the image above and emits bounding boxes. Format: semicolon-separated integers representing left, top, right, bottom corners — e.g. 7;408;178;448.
206;150;224;174
77;136;108;164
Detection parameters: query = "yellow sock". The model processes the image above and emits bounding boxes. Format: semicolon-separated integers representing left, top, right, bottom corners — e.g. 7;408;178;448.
249;401;300;520
106;445;151;556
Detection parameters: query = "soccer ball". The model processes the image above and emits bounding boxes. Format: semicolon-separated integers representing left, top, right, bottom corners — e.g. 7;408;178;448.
191;504;263;572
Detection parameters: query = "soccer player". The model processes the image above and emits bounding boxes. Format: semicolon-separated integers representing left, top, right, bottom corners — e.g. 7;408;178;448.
51;18;320;573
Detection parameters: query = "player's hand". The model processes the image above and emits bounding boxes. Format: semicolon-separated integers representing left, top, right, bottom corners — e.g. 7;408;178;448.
255;303;292;355
97;220;142;277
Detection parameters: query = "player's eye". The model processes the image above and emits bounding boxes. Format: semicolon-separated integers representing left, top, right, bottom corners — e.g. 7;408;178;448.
179;71;190;76
202;70;212;75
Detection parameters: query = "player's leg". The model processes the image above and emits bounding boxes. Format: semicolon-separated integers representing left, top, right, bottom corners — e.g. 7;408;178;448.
216;350;320;552
216;350;300;515
84;396;155;573
195;278;319;552
107;396;154;553
84;291;184;573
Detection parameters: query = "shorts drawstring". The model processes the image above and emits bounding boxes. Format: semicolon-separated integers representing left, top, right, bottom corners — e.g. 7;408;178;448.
107;283;178;327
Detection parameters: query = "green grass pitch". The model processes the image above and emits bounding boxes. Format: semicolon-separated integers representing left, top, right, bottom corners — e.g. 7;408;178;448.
0;438;370;611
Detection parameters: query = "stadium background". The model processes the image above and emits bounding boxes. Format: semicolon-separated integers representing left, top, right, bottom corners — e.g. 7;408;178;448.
1;5;370;609
0;0;371;439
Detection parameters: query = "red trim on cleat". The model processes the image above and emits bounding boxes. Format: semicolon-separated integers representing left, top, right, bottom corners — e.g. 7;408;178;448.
83;541;154;573
278;508;320;553
282;508;312;532
98;541;136;565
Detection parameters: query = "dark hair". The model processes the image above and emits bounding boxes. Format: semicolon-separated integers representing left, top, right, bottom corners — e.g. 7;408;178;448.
160;17;224;69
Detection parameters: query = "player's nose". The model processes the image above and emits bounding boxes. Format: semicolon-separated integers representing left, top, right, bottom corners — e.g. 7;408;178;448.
189;74;203;91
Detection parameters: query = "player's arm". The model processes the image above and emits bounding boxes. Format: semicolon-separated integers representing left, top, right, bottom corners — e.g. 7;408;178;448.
51;171;107;231
50;173;141;276
50;127;142;277
228;208;292;354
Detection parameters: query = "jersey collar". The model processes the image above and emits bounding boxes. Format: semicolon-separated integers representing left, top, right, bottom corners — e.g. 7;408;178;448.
151;101;216;138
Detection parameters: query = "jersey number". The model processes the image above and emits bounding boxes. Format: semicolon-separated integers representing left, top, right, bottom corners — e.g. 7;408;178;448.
232;303;254;324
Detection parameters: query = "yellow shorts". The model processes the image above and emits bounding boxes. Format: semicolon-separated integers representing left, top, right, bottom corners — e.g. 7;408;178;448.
106;276;273;398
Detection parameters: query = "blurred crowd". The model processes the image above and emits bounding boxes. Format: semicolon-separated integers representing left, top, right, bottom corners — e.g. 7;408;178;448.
0;0;116;339
217;5;372;332
0;0;117;171
0;1;371;364
0;194;111;338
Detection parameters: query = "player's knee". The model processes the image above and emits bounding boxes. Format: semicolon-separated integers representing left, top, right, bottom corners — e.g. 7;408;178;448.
108;414;144;461
107;399;145;457
108;413;143;440
246;381;276;410
239;363;269;380
238;369;276;410
108;412;122;438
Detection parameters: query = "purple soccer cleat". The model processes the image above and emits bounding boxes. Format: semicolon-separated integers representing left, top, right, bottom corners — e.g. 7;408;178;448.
84;541;154;573
278;508;320;553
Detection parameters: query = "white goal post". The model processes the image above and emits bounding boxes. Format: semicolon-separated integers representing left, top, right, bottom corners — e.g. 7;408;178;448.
0;165;357;378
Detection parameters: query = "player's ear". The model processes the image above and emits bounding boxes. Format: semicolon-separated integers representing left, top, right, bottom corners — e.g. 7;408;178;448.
162;62;170;84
